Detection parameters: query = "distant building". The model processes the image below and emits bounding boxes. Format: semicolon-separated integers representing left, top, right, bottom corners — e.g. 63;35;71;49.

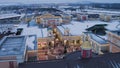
61;14;71;23
110;14;120;20
0;13;21;24
88;14;100;20
100;14;111;22
35;13;62;27
77;14;88;21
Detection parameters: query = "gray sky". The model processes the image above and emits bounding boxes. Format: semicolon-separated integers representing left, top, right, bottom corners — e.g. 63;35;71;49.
0;0;120;4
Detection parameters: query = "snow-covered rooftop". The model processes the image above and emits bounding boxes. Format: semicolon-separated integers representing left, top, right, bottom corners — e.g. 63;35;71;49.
105;21;120;31
89;33;108;44
26;35;37;51
18;24;48;38
0;36;26;56
58;21;109;36
85;9;120;14
16;20;120;42
0;13;21;19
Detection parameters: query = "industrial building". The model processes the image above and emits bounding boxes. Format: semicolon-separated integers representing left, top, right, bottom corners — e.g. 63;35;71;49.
0;13;21;24
0;36;27;68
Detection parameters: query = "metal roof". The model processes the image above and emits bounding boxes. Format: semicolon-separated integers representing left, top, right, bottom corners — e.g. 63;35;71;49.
0;13;21;20
89;33;108;44
0;36;26;56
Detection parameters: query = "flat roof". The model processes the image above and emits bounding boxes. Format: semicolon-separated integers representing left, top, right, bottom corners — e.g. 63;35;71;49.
19;52;120;68
58;21;109;36
0;13;21;20
106;21;120;31
89;33;108;44
57;20;120;36
0;36;26;56
21;26;48;38
18;20;48;38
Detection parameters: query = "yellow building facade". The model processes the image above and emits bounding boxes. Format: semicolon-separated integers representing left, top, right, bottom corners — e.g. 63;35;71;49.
107;31;120;53
36;13;62;26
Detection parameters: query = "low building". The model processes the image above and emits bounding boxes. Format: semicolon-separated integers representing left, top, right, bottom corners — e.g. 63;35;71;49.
61;14;71;23
0;36;27;68
100;14;111;22
0;13;21;24
111;14;120;20
77;14;88;21
83;32;109;55
88;14;99;20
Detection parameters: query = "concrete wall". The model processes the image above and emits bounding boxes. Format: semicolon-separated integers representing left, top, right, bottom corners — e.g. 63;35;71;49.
0;61;17;68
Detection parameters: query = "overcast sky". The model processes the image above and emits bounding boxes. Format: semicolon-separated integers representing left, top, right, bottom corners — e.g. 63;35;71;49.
0;0;120;4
